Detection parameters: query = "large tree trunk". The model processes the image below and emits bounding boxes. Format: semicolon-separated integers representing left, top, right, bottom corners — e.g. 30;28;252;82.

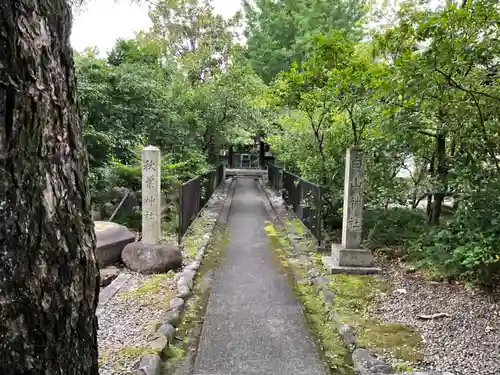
431;133;446;226
0;2;99;374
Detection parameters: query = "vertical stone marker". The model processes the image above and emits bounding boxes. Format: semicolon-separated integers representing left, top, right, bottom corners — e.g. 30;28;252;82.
342;147;364;249
122;145;182;274
141;145;161;244
323;147;380;274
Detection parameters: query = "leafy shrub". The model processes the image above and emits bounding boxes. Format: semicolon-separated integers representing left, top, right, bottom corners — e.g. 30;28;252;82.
412;185;500;284
363;208;428;251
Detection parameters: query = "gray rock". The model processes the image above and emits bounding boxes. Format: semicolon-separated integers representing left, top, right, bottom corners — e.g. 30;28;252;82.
111;186;128;199
329;310;341;321
352;348;392;375
307;269;320;279
163;307;181;327
336;323;356;348
176;284;191;298
122;242;182;274
177;270;196;289
158;323;176;342
100;266;120;287
170;297;184;310
136;354;162;375
311;275;330;287
391;373;454;375
148;332;169;355
95;221;135;267
115;191;139;221
103;202;115;217
185;260;200;272
110;186;139;206
322;289;335;306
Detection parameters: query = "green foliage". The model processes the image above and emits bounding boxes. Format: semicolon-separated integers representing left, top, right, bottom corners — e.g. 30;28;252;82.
262;0;500;283
77;0;266;210
413;180;500;284
76;0;500;284
363;208;428;251
243;0;366;83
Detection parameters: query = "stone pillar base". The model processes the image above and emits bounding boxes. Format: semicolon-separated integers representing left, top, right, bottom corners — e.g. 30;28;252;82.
322;244;380;275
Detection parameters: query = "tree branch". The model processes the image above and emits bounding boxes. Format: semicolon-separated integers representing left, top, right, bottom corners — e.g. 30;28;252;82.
435;67;500;102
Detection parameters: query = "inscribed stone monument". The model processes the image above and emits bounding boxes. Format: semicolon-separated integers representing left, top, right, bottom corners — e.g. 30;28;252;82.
342;146;364;249
141;145;162;244
323;147;379;274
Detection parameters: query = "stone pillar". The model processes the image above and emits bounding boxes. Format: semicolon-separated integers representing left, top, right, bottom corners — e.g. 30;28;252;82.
323;147;379;274
141;145;161;244
228;145;233;168
259;139;265;169
342;147;364;248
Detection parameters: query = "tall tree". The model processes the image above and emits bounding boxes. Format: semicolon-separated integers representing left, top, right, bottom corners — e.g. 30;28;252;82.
243;0;366;84
150;0;241;84
0;1;99;374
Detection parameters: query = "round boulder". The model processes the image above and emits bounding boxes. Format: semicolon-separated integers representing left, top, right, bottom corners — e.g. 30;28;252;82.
121;242;182;274
95;221;135;268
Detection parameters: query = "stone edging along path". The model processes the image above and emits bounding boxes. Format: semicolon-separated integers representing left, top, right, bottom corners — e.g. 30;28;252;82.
256;180;453;375
134;177;235;375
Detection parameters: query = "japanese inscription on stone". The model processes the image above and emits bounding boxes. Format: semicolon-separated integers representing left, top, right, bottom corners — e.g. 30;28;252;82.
141;146;161;244
342;147;365;248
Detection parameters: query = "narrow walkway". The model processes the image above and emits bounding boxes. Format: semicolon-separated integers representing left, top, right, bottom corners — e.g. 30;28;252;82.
193;178;327;375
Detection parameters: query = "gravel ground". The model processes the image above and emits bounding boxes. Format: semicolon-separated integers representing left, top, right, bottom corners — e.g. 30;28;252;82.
372;260;500;375
96;180;229;375
97;271;176;375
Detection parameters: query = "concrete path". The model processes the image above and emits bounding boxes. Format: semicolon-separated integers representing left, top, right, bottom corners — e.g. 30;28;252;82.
193;178;327;375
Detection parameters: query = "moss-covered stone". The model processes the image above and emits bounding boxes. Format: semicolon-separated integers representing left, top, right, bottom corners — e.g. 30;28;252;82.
165;345;185;360
183;218;211;258
289;218;306;235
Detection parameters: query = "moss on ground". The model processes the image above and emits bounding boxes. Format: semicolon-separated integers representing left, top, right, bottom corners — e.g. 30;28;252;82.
264;221;353;374
183;218;211;258
264;219;424;373
102;345;159;372
289;218;306;235
163;224;230;374
327;274;423;363
391;359;416;372
165;345;185;360
98;349;110;367
118;273;174;308
99;226;179;371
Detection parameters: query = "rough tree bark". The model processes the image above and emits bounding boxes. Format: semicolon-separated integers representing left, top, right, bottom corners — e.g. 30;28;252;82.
0;1;99;374
431;133;447;226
